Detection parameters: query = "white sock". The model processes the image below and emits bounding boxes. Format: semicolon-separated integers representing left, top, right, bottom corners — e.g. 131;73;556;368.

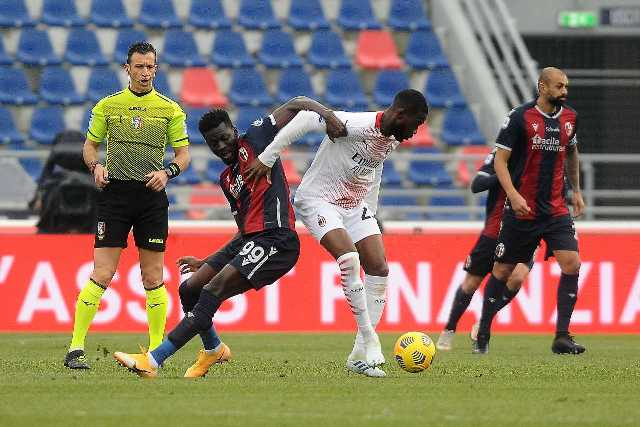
337;252;374;341
205;342;224;355
147;352;159;369
351;274;388;359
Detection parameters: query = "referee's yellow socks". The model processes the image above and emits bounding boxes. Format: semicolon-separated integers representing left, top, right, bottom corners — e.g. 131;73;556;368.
145;284;169;351
69;279;105;351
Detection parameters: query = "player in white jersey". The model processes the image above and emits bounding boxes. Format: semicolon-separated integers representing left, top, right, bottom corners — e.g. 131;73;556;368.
245;90;429;377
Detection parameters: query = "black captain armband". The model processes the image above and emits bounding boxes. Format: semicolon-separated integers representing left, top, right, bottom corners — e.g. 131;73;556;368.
165;162;181;179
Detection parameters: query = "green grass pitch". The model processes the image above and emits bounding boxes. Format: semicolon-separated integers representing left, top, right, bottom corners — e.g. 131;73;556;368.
0;333;638;426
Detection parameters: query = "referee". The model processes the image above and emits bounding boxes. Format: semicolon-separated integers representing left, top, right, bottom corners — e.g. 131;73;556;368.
64;42;190;369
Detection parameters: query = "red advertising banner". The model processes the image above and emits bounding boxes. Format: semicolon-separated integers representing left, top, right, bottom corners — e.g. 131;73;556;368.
0;229;638;333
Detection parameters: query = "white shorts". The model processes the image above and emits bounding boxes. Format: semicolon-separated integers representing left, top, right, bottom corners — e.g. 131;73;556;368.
293;198;381;244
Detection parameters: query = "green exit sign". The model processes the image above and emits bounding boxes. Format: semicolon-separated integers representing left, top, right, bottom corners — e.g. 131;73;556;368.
558;11;598;28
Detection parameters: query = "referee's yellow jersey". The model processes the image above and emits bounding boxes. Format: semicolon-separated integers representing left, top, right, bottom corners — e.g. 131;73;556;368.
87;87;189;181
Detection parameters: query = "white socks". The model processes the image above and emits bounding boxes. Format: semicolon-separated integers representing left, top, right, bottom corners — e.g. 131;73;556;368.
349;274;388;360
337;252;375;341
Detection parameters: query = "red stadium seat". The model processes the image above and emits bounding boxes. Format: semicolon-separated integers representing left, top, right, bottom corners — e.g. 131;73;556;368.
355;30;403;70
180;67;228;108
456;145;491;187
281;150;302;185
187;183;228;220
405;123;435;147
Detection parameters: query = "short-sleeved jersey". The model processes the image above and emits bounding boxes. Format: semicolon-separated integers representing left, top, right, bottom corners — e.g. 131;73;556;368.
220;115;296;235
86;87;189;182
495;100;578;219
295;111;398;211
476;150;506;239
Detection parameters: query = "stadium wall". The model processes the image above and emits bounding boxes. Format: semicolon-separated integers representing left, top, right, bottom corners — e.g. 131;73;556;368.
0;222;639;333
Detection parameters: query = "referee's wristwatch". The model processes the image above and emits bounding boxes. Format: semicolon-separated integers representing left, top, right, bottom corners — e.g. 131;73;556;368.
164;162;181;180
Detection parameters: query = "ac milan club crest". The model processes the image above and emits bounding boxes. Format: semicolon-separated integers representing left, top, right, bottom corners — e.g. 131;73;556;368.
495;243;505;259
239;147;249;162
565;121;573;136
317;215;326;227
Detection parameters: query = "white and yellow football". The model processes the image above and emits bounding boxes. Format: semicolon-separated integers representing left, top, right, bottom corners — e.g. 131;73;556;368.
394;332;436;373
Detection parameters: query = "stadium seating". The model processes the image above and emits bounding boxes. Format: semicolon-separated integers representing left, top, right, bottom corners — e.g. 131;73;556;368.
258;30;303;69
153;71;173;98
39;66;85;105
163;30;206;67
90;0;133;28
405;123;435;147
0;0;34;27
0;107;25;145
172;166;202;186
0;67;38;105
0;39;12;65
205;159;227;183
229;69;273;107
41;0;84;27
426;195;471;220
388;0;432;31
381;161;403;187
188;0;232;30
280;153;302;185
277;68;316;103
288;0;330;31
238;0;280;30
425;67;467;108
19;158;42;181
456;145;492;186
338;0;382;30
325;69;369;111
373;70;410;107
65;28;108;66
186;108;208;145
30;107;65;145
211;30;256;68
186;182;229;219
356;31;403;70
441;107;485;146
405;30;449;70
407;147;453;187
139;0;181;29
308;30;351;69
87;67;122;103
17;29;61;66
180;68;228;108
236;107;267;134
113;29;147;63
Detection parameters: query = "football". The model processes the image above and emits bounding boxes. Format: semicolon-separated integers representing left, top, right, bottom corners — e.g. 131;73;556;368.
394;331;436;373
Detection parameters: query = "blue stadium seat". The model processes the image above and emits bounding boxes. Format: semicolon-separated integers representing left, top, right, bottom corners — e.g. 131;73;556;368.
82;109;93;133
308;30;351;69
90;0;133;28
205;159;226;183
113;29;148;63
87;67;122;102
229;69;273;107
380;194;419;207
17;29;61;66
0;39;12;65
189;0;231;29
0;66;38;105
388;0;432;31
441;107;485;146
325;69;369;111
139;0;182;29
236;107;267;134
172;166;202;185
425;67;466;108
186;107;208;144
407;147;453;187
382;161;403;187
19;158;43;181
277;68;316;103
258;30;303;69
337;0;382;30
427;195;471;220
406;30;448;70
373;70;410;107
0;107;25;145
30;107;65;145
0;0;35;27
211;30;255;68
65;28;108;66
163;30;206;67
41;0;84;27
238;0;280;30
288;0;329;30
39;66;85;105
153;71;173;98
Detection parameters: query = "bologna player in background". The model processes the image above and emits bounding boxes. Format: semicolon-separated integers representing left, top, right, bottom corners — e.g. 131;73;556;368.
475;67;586;355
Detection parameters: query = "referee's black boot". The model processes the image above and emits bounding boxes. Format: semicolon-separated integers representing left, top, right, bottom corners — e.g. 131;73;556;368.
472;333;490;355
64;349;91;369
552;333;586;355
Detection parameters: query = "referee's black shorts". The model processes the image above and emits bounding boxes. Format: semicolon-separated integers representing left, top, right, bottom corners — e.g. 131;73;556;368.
94;179;168;252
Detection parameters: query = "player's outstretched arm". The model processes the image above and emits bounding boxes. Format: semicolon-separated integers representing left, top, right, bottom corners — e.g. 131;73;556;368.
272;96;346;139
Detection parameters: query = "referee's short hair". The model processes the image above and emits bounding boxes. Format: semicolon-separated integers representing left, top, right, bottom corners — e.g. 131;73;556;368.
199;109;233;134
127;42;157;64
392;89;428;115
